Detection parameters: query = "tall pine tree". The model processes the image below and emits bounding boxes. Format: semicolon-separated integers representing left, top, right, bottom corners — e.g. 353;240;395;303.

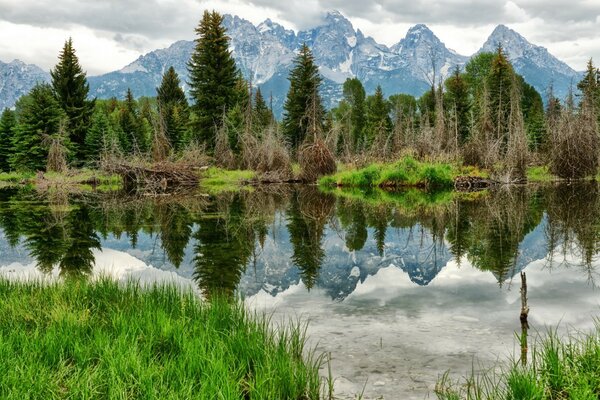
444;67;471;144
342;77;366;148
0;109;16;171
187;10;238;150
157;66;189;151
119;89;147;153
282;44;324;151
487;45;515;150
50;38;95;163
11;84;65;171
253;88;273;132
365;85;392;146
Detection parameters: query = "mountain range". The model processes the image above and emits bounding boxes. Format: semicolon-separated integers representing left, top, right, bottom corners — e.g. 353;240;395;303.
0;11;583;116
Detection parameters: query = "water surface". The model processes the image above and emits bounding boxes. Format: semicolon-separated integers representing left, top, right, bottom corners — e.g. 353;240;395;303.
0;184;598;399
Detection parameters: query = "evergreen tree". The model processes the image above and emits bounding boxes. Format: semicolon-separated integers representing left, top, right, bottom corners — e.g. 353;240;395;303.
487;46;515;150
187;10;239;150
85;110;115;162
50;38;95;163
577;59;600;114
418;88;436;126
444;67;471;144
282;44;324;151
157;66;189;151
519;78;545;150
11;84;64;171
119;89;147;153
365;85;392;145
253;88;273;131
0;109;16;171
342;77;366;148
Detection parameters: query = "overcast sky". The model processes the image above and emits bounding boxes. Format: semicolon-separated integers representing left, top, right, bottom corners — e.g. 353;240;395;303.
0;0;598;75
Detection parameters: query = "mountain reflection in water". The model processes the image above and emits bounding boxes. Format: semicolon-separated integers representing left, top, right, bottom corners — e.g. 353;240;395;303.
0;184;598;296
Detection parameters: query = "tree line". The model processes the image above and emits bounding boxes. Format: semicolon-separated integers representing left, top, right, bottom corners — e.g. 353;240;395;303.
1;10;599;181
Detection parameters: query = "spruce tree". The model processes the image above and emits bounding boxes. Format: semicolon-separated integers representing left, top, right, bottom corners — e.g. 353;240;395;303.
119;89;147;154
85;110;114;163
157;66;189;151
282;44;324;151
253;88;273;131
487;45;515;150
365;85;392;145
577;59;600;114
520;78;545;150
342;77;366;148
444;67;471;144
0;109;16;171
187;10;239;150
50;38;95;163
11;84;64;171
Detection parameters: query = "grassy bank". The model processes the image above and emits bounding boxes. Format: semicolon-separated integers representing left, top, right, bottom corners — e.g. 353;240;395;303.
319;157;460;189
0;169;122;192
435;325;600;399
199;167;256;193
0;279;322;399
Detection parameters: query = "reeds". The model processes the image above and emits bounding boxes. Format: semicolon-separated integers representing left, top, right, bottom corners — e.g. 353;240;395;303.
0;278;323;399
435;324;600;400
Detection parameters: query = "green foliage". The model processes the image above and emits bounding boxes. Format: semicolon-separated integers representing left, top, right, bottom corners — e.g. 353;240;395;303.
50;38;95;163
444;67;471;143
365;85;392;146
464;52;495;95
520;77;546;150
0;109;16;171
487;46;515;148
577;59;600;112
320;157;456;189
0;279;322;399
85;110;115;163
418;88;436;126
188;10;239;150
435;325;600;400
156;66;189;152
200;167;255;193
11;84;65;171
282;44;324;151
253;87;273;132
119;89;148;153
527;166;556;182
342;77;367;148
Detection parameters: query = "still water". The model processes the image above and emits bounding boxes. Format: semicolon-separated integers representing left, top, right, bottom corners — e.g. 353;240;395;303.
0;184;598;399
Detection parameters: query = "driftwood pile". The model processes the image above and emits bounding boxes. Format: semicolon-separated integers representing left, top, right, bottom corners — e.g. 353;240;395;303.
454;175;498;191
106;160;207;193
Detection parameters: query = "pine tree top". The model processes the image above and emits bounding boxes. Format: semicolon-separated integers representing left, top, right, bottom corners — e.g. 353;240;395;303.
51;38;90;105
157;66;187;106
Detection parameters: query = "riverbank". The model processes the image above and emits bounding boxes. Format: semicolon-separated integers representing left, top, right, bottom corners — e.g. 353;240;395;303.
0;169;122;192
0;279;322;399
0;161;575;194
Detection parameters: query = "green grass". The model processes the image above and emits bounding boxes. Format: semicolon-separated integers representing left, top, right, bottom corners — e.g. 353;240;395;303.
435;324;600;400
319;157;458;190
0;278;322;399
0;169;122;191
200;167;256;193
527;166;558;182
0;171;35;183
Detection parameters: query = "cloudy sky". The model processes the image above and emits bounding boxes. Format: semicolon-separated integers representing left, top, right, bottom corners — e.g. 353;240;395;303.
0;0;598;75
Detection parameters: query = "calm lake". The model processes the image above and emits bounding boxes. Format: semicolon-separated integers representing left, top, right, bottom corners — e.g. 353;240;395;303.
0;184;599;399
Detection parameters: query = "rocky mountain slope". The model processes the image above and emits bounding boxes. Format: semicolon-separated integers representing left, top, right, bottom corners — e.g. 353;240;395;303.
0;12;583;116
